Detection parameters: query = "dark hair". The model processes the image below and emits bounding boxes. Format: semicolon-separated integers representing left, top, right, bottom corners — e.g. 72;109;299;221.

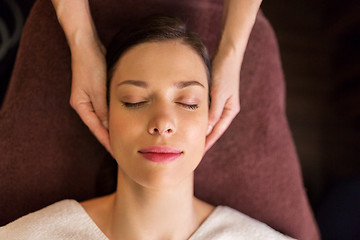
106;14;211;104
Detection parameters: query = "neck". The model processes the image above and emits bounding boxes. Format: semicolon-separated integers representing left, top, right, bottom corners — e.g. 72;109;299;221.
106;169;202;240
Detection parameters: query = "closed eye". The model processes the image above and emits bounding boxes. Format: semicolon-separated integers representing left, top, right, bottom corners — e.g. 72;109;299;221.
177;103;199;110
122;101;148;108
122;101;198;110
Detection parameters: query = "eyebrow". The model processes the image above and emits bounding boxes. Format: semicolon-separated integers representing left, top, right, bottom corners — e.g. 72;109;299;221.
116;80;148;88
116;80;205;89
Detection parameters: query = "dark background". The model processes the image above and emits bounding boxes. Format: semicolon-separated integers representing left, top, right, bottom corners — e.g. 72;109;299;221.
261;1;360;239
1;0;359;239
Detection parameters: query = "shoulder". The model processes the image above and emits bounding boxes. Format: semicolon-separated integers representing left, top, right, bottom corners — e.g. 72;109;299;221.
190;206;296;240
0;200;107;240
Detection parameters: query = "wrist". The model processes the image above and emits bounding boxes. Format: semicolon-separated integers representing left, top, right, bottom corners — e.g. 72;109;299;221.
217;36;246;59
66;27;96;47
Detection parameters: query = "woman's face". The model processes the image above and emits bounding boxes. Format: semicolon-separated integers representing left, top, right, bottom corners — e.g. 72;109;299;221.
109;40;209;189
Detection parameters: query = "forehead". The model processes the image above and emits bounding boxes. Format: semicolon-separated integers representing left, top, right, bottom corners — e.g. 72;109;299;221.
111;40;209;88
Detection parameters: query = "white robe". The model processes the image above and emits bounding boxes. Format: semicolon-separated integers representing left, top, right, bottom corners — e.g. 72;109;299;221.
0;200;295;239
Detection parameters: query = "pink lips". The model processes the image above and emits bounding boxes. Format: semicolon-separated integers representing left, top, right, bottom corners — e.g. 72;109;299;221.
138;146;183;163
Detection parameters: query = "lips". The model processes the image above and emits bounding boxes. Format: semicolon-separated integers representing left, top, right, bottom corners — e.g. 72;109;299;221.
138;146;183;163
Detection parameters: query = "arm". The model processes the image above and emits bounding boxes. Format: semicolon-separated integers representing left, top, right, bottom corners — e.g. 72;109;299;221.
51;0;112;154
219;0;262;58
205;0;262;152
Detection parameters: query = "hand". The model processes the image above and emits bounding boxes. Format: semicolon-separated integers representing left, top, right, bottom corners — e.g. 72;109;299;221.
205;49;242;153
69;39;112;155
51;0;112;154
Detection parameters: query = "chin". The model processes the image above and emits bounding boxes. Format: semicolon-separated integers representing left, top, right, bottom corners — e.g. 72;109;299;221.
114;143;205;190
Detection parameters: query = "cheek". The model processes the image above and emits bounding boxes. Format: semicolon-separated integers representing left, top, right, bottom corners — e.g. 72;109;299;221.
178;110;208;152
108;108;143;155
184;117;207;140
178;113;208;176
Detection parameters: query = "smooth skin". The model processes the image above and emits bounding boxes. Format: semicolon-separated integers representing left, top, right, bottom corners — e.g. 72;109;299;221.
81;40;215;240
51;0;262;155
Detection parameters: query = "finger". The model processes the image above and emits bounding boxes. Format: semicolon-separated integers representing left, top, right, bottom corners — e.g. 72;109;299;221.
74;101;113;155
91;88;109;129
204;107;238;153
208;90;227;131
99;43;107;55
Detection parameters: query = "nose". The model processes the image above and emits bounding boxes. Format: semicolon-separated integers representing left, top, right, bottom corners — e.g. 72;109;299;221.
147;107;176;136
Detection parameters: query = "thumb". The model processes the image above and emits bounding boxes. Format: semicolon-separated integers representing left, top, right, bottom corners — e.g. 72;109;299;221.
208;90;226;133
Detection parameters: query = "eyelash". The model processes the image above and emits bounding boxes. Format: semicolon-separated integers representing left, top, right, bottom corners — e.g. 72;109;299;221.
180;103;199;110
122;101;147;108
122;102;199;110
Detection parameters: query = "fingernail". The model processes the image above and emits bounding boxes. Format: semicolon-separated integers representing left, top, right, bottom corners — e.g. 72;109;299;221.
102;120;109;129
207;125;213;135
